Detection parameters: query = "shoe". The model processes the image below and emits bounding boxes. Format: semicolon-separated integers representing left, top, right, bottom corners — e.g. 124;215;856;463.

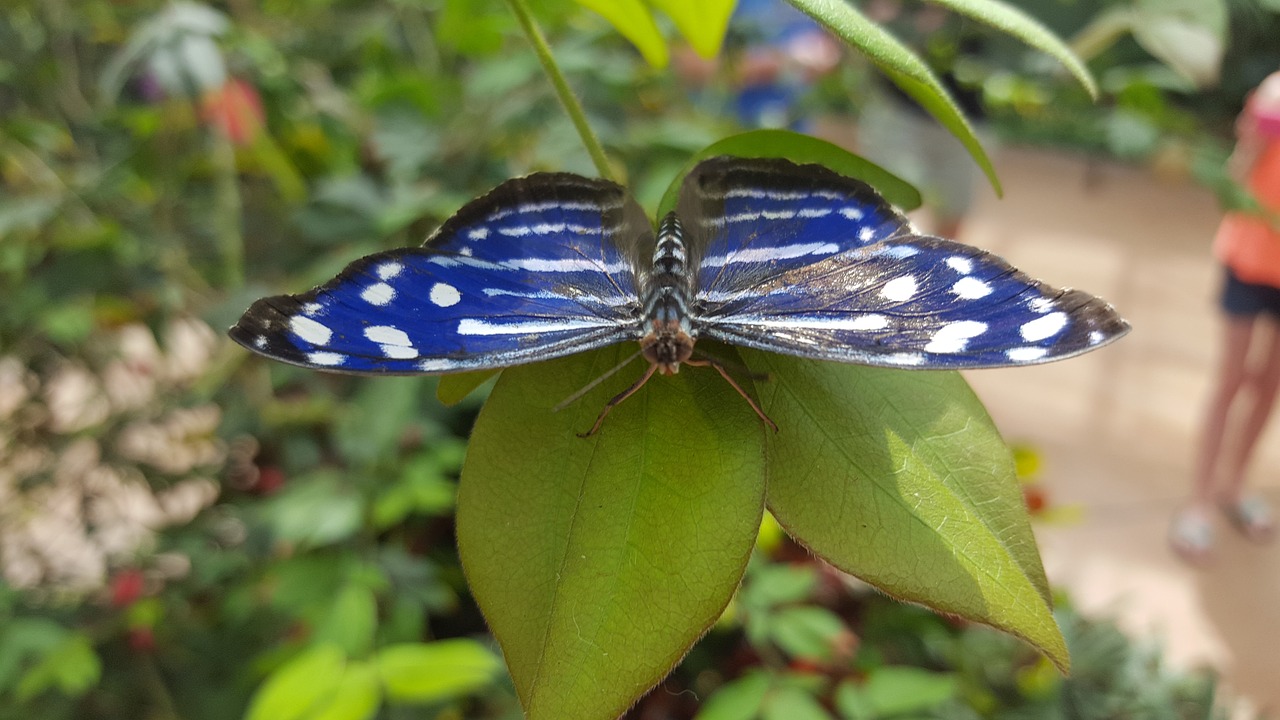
1169;508;1214;564
1221;495;1276;544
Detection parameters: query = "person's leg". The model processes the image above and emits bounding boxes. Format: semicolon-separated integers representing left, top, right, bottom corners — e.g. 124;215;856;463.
1174;313;1257;560
1219;316;1280;502
1191;315;1257;508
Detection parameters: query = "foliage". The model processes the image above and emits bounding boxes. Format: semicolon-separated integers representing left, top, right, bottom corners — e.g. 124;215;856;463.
0;0;1259;719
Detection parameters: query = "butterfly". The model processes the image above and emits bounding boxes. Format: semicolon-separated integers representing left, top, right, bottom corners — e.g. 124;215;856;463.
230;156;1130;434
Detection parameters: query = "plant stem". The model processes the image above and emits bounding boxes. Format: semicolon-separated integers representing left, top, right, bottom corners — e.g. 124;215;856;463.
504;0;615;181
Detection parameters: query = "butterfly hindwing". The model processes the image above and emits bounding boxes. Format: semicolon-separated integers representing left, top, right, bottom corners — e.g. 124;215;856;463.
677;156;912;312
696;235;1129;369
229;173;652;374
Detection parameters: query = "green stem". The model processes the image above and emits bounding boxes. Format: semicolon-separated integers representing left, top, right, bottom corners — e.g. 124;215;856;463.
504;0;615;181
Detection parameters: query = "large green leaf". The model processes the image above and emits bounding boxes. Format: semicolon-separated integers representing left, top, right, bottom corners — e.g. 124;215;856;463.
924;0;1097;98
785;0;1000;194
458;345;767;720
657;129;922;216
743;351;1067;671
436;370;498;406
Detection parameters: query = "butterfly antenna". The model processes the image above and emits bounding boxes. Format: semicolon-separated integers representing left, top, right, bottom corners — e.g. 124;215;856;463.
553;349;644;413
684;357;779;433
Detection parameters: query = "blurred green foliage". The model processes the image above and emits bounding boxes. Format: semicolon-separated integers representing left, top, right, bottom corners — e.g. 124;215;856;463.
0;0;1268;718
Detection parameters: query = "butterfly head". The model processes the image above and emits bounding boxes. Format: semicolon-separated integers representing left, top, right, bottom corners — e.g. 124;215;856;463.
641;323;695;375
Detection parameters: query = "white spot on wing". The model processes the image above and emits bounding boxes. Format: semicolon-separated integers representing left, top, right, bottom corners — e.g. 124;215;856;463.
883;352;925;366
308;351;345;366
468;227;489;240
417;359;456;372
946;256;973;274
1006;346;1048;362
381;345;418;359
951;276;993;299
377;262;403;280
361;283;396;306
1088;330;1104;345
364;325;412;346
253;335;268;349
924;320;988;353
1021;311;1068;342
1028;297;1055;314
880;275;918;302
290;316;332;345
302;302;323;315
839;207;864;220
430;282;461;307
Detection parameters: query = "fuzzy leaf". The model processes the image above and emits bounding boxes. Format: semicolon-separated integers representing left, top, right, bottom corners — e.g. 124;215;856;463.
743;351;1067;671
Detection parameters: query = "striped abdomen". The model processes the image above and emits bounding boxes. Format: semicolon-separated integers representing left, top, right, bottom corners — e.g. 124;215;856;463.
639;212;696;372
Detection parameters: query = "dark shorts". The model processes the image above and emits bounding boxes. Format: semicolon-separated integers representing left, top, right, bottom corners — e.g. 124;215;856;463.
1222;266;1280;318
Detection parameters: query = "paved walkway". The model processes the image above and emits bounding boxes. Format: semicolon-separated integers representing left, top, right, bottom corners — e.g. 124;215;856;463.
960;148;1279;715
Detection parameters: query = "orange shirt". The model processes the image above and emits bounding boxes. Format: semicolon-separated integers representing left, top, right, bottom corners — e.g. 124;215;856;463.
1215;79;1280;288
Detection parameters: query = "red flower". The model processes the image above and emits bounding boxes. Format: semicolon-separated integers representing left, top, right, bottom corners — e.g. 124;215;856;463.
200;78;264;146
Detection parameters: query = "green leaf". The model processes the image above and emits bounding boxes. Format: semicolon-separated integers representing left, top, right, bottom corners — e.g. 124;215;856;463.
376;640;500;703
650;0;737;58
740;564;818;612
437;370;498;406
307;661;380;720
784;0;1000;194
312;584;378;658
861;667;958;715
1130;0;1227;88
458;345;767;720
769;606;846;661
14;633;99;701
924;0;1096;98
574;0;669;68
744;352;1068;672
658;130;922;216
245;645;346;720
761;685;832;720
262;472;364;548
696;671;772;720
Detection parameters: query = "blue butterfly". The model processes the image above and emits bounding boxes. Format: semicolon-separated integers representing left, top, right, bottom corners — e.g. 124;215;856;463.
231;156;1129;433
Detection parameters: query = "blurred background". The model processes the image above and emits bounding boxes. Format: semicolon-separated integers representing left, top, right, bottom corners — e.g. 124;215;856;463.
2;0;1278;718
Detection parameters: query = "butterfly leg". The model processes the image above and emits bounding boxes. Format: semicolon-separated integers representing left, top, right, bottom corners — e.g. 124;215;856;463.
579;363;660;438
683;358;779;433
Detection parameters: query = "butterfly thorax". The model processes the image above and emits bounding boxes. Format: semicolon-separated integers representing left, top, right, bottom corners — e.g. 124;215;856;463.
640;212;696;374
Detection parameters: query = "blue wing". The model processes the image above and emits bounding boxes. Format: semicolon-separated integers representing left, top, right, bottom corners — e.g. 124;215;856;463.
230;173;651;374
677;156;911;312
696;235;1130;369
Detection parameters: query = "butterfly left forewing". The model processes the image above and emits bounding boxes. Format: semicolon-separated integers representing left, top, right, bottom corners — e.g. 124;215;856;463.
230;173;652;374
696;235;1130;369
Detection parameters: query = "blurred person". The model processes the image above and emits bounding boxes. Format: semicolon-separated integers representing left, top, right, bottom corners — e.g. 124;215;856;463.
673;0;840;131
1172;70;1280;562
858;0;987;239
